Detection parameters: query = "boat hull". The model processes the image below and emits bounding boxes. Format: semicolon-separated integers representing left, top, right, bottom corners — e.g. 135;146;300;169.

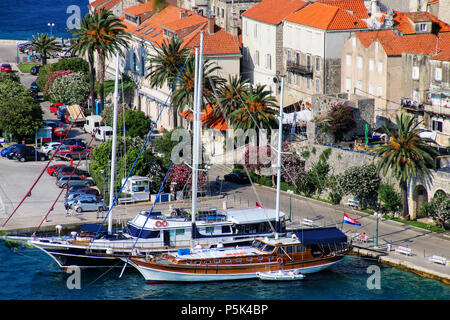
128;255;344;282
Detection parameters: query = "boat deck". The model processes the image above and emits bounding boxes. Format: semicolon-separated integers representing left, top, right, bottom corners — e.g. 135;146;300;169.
170;247;263;260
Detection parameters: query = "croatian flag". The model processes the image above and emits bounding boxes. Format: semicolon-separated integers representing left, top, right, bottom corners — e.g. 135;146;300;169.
256;202;263;209
343;213;361;226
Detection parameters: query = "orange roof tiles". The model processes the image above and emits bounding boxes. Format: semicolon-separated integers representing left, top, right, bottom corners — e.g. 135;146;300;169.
124;1;156;16
285;2;367;30
355;30;441;56
180;104;229;131
393;10;450;34
318;0;369;19
242;0;308;25
121;5;240;56
431;33;450;61
89;0;122;10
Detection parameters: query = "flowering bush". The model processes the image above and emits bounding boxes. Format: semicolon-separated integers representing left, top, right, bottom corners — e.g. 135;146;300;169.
44;70;74;96
49;72;90;106
166;164;207;191
326;103;356;142
338;164;380;208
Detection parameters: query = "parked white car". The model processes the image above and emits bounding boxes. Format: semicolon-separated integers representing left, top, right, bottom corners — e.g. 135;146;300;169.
95;126;113;142
40;142;62;155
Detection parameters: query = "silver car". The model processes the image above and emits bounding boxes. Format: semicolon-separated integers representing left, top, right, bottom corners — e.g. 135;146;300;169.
56;175;93;188
65;193;99;208
71;198;107;213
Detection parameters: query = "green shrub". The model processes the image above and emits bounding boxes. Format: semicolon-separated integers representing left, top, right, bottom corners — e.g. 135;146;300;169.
377;184;401;213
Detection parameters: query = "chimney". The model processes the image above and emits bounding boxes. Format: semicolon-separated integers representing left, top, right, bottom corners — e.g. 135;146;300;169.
208;14;215;35
180;9;188;19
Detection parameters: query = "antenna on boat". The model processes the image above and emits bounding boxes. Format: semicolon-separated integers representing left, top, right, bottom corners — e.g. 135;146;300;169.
108;52;120;235
274;75;285;239
191;31;204;248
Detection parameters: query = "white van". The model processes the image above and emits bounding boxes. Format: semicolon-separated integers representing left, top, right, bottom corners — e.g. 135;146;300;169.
95;126;113;142
84;115;102;134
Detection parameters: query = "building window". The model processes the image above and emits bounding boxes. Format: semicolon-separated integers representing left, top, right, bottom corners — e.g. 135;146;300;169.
412;66;420;80
346;53;352;66
254;23;258;38
375;41;379;51
265;54;272;70
287;72;292;84
345;77;351;91
378;61;383;74
369;83;374;95
306;55;311;69
357;56;363;69
352;36;356;47
432;120;443;132
315;57;320;72
419;23;427;31
412;89;420;102
369;58;374;71
307;77;311;90
287;50;291;62
315;78;320;93
296;75;300;86
295;52;300;64
356;80;362;92
435;67;442;81
254;50;259;66
221;8;224;18
377;85;382;97
244;21;248;36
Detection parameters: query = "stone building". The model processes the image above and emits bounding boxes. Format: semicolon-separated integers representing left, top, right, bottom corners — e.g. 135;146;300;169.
282;2;368;104
427;0;450;25
241;0;309;94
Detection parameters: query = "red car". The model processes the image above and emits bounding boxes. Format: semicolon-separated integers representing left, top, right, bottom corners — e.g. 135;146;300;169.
47;164;68;176
1;64;12;73
53;145;91;160
60;172;88;179
50;103;64;114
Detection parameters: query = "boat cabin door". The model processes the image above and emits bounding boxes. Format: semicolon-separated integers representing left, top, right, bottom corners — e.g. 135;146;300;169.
163;230;170;247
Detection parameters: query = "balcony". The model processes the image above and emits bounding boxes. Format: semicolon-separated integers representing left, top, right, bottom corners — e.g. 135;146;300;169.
424;103;450;117
286;60;313;76
401;98;424;112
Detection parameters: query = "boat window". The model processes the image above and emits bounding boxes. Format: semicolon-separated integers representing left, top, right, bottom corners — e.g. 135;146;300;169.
247;257;253;262
176;229;185;236
251;240;265;250
221;225;231;233
214;259;221;264
296;245;305;253
195;260;201;265
285;246;294;254
225;259;231;263
263;245;275;253
205;260;211;264
258;256;263;261
205;227;214;234
236;258;242;262
186;260;191;264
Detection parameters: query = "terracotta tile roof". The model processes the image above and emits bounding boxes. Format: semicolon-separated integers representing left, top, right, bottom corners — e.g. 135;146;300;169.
180;104;228;131
121;5;240;56
428;0;439;5
89;0;122;10
285;2;367;30
182;24;241;55
318;0;369;19
123;1;156;16
355;30;442;56
242;0;308;25
393;10;450;34
431;33;450;61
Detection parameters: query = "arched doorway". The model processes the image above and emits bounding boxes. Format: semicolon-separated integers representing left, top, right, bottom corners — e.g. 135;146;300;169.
413;185;428;218
434;189;446;199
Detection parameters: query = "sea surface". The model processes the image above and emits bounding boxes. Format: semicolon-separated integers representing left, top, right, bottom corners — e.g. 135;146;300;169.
0;242;449;300
0;0;89;41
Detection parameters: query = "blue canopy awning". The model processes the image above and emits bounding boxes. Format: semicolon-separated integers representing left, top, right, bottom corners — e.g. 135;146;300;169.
293;227;347;246
79;224;107;234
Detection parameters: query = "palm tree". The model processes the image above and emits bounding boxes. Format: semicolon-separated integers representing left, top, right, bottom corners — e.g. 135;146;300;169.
27;33;60;66
170;56;224;117
374;114;439;219
214;75;249;120
146;38;191;127
72;9;130;111
229;84;278;131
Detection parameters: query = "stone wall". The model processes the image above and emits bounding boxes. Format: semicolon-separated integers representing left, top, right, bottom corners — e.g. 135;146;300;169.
324;58;341;95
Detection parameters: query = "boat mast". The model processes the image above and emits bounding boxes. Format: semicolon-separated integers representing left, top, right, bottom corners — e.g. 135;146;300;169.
275;75;285;238
191;31;204;248
108;52;120;235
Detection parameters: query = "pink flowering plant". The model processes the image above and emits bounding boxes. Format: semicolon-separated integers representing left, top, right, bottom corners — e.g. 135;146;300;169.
326;103;356;142
166;164;207;191
44;70;74;96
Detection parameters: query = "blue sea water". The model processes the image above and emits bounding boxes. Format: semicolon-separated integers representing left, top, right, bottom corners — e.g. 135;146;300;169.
0;243;449;300
0;0;89;41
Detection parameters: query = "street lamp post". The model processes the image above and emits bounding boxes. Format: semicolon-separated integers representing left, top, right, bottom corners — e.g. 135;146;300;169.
287;190;293;222
375;211;382;248
48;23;55;37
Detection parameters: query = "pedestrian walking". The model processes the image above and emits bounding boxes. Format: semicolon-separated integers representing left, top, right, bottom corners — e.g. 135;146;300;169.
64;202;70;216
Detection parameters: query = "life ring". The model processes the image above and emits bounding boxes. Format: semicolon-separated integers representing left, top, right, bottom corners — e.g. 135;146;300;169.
155;220;162;227
277;257;284;265
161;220;168;227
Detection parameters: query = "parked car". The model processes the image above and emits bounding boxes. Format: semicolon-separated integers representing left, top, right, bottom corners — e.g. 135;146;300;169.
1;144;25;157
18;42;31;53
64;138;87;149
52;145;91;160
43;120;66;138
56;168;88;180
224;171;251;184
1;64;12;73
50;103;64;114
14;146;47;162
55;175;94;189
30;65;41;75
72;187;99;196
94;126;113;142
53;165;75;177
46;163;68;176
66;184;96;194
40;142;62;155
71;198;107;213
65;192;99;205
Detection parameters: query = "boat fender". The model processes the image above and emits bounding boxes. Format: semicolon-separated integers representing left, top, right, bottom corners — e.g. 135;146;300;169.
277;257;284;264
162;220;168;227
155;220;163;227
